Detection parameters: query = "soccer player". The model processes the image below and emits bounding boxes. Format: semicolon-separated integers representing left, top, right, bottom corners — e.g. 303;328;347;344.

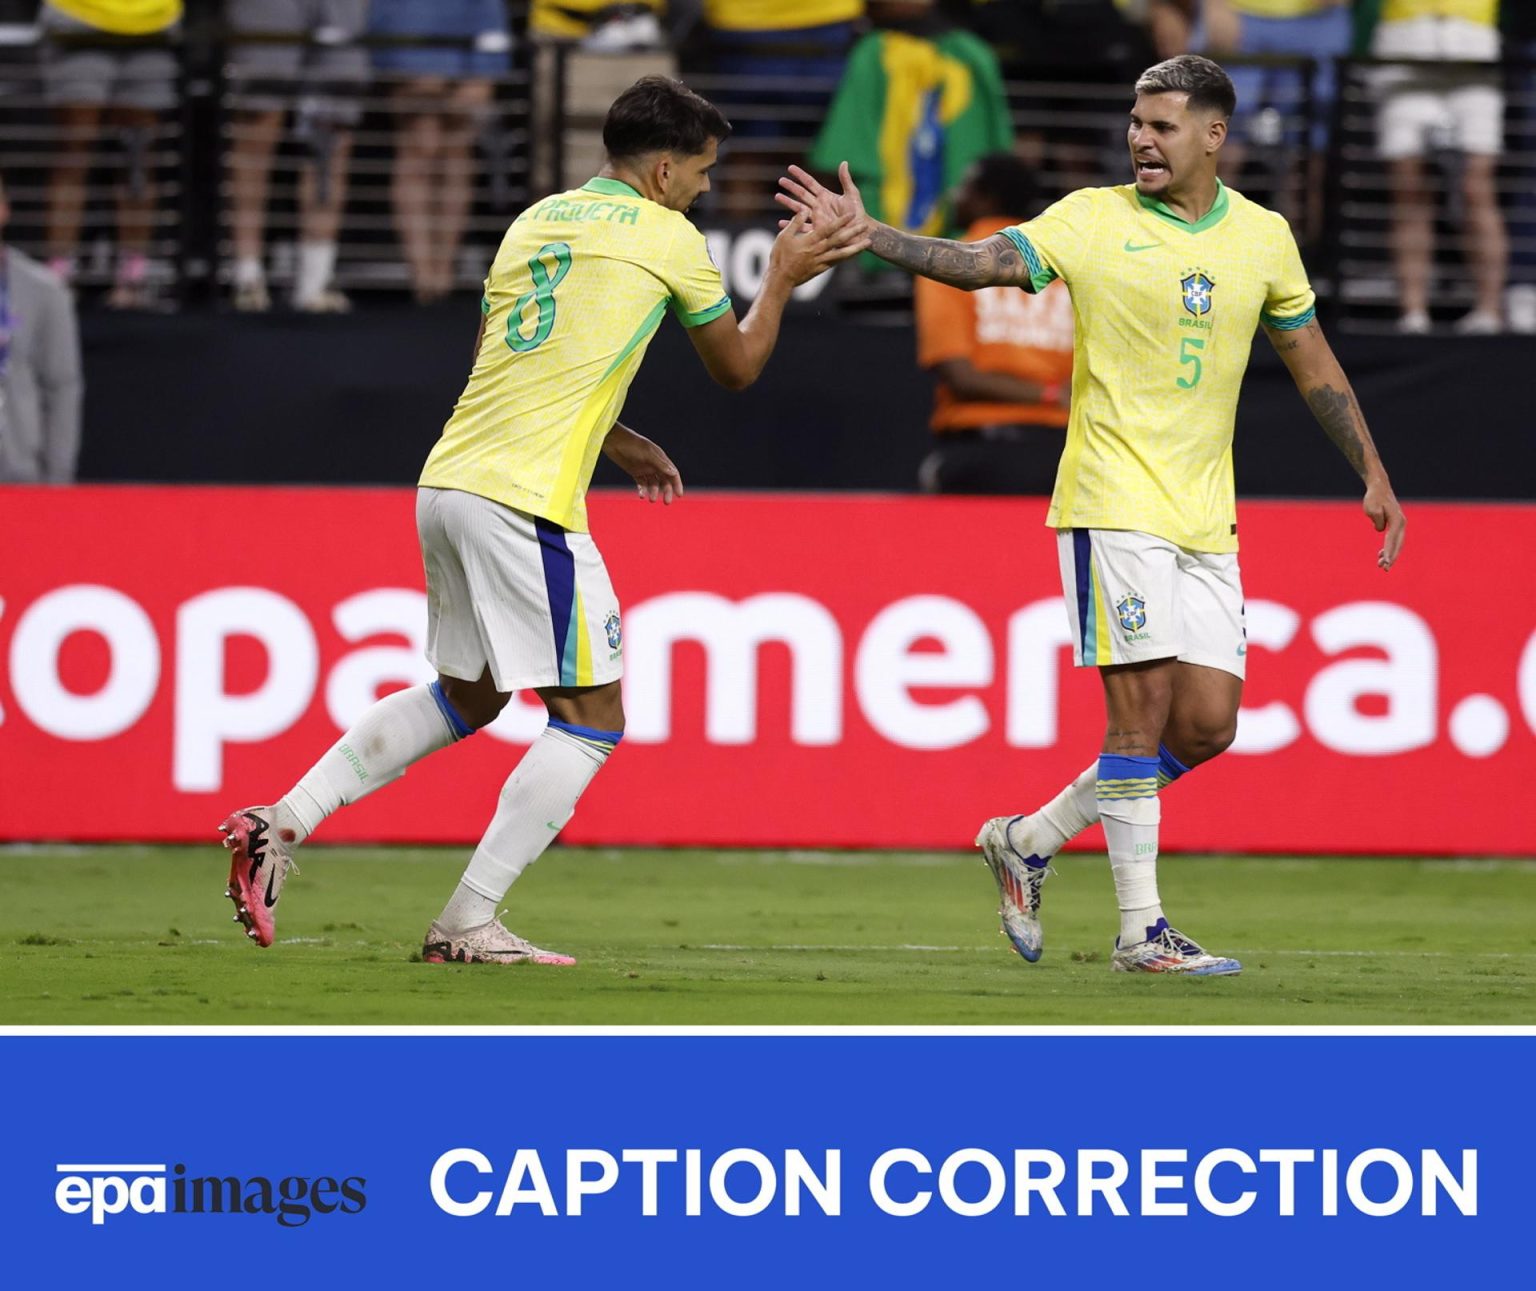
219;75;866;964
779;54;1406;975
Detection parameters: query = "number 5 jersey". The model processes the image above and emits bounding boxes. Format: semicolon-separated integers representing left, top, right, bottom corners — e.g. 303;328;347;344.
1001;181;1315;553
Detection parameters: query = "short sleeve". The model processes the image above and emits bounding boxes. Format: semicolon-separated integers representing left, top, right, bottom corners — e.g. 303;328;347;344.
914;275;975;368
998;190;1099;294
1260;219;1317;331
659;222;733;328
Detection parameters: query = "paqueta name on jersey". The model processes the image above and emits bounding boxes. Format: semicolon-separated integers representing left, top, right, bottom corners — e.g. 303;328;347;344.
420;177;731;531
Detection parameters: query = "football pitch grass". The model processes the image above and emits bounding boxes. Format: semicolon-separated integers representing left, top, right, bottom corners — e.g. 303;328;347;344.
2;845;1532;1027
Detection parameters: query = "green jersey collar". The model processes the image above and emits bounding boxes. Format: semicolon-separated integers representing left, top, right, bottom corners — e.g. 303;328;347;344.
582;176;644;199
1136;179;1230;233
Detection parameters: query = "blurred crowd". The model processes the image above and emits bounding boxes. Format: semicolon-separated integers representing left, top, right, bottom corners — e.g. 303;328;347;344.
0;1;1532;484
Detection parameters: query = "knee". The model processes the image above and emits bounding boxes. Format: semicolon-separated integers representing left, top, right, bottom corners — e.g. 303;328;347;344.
541;682;625;737
1174;717;1237;768
571;699;625;737
437;678;508;731
591;692;626;736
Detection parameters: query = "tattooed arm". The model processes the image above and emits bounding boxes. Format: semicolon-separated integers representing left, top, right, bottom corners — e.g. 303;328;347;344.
865;228;1033;290
776;162;1034;290
1264;318;1406;570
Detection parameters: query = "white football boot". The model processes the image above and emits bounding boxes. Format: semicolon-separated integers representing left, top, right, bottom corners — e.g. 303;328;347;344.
421;917;576;966
976;814;1056;962
1111;918;1241;976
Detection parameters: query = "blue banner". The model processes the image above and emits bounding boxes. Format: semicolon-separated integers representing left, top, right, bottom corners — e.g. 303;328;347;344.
4;1036;1525;1286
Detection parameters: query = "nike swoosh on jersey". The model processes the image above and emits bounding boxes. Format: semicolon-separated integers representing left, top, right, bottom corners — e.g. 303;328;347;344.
1124;239;1162;252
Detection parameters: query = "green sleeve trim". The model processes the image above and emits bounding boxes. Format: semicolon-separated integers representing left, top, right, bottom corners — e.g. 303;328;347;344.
1261;306;1316;331
999;226;1058;294
481;295;491;315
673;294;732;328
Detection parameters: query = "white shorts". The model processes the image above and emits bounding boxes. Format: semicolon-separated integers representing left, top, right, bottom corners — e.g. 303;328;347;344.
1057;529;1247;679
417;487;624;693
1373;17;1503;158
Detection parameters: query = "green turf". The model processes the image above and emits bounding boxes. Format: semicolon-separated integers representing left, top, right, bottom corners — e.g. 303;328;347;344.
2;845;1532;1025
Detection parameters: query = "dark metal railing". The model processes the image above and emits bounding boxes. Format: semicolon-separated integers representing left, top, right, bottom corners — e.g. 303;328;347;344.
0;24;1530;331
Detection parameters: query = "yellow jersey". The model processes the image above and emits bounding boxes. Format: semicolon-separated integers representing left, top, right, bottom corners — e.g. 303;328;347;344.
530;0;663;40
1001;182;1315;553
47;0;181;34
1228;0;1346;17
420;178;731;532
1381;0;1497;24
703;1;863;31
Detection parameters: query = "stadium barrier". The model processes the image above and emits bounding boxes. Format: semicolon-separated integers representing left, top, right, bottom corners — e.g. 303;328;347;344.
3;15;1530;330
68;305;1536;498
2;485;1530;855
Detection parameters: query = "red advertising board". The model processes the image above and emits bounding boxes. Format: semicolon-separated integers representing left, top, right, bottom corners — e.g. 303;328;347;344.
2;485;1532;854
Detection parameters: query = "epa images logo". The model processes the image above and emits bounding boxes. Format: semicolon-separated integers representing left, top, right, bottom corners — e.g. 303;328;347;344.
54;1162;366;1227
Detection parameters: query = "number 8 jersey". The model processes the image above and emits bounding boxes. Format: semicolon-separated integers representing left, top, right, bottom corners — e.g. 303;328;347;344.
1001;181;1315;553
420;176;732;532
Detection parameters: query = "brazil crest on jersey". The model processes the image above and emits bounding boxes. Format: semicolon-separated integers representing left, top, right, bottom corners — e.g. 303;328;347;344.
1000;181;1315;553
420;177;732;532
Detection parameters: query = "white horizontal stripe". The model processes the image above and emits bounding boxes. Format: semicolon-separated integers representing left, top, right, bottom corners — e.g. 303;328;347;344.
11;1026;1536;1038
56;1164;165;1173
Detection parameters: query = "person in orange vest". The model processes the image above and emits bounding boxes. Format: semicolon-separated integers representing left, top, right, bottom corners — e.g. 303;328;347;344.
912;153;1072;494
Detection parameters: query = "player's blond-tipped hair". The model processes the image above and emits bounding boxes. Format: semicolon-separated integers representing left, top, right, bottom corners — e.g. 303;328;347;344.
1134;54;1237;120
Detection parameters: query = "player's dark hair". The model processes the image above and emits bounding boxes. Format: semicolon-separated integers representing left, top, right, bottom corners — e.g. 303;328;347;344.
1134;54;1237;120
603;76;732;162
966;152;1037;220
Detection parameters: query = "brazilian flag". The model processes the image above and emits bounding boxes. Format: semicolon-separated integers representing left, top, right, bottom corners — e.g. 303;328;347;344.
810;27;1014;238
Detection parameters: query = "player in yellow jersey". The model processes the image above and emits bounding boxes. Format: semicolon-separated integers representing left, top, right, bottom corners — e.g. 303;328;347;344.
780;54;1407;975
217;77;866;964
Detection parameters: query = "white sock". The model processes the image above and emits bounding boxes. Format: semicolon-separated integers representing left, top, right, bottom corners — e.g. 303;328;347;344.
1034;762;1099;855
1032;744;1193;855
1097;754;1164;945
273;682;468;845
439;723;616;931
294;240;337;302
234;254;264;288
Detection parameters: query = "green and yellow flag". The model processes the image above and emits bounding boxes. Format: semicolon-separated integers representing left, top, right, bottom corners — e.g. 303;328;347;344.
810;27;1014;237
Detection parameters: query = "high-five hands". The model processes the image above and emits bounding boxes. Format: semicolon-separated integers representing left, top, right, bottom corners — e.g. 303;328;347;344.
775;162;870;242
769;190;872;286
